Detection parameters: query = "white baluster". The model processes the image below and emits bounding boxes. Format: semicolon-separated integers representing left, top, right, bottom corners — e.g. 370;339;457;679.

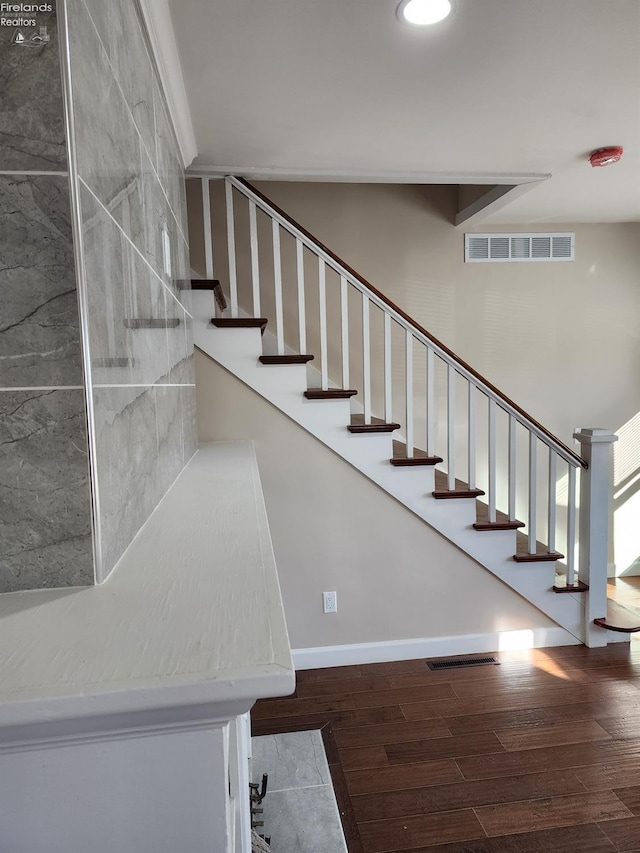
297;239;306;353
488;398;496;521
566;464;577;586
272;220;284;355
201;178;213;279
447;364;455;490
405;329;414;457
362;294;371;424
426;348;435;457
225;180;238;318
548;451;557;555
201;177;215;316
318;258;328;390
384;313;392;424
249;201;260;318
468;383;476;491
508;416;516;521
340;275;349;389
528;432;537;553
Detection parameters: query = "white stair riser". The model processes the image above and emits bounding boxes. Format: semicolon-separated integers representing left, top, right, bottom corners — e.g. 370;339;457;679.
387;465;437;495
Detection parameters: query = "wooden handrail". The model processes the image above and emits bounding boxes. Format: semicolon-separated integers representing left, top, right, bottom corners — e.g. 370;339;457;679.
232;176;586;469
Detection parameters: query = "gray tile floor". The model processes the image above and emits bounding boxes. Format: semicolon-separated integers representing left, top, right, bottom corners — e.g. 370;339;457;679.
251;730;348;853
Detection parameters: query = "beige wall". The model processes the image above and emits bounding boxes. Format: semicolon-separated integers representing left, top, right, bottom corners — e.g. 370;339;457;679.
196;350;557;650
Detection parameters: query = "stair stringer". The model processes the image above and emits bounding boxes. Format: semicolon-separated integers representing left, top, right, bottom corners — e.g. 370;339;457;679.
192;298;587;643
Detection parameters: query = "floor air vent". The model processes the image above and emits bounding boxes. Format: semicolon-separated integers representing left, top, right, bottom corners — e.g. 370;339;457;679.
465;233;574;263
427;656;499;670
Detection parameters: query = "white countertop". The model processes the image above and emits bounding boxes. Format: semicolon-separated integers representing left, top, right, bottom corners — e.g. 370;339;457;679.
0;442;294;745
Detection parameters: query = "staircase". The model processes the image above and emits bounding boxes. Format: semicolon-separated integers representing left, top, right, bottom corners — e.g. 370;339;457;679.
187;175;631;648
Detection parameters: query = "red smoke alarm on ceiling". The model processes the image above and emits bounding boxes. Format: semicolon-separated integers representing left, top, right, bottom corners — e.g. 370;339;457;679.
589;146;623;167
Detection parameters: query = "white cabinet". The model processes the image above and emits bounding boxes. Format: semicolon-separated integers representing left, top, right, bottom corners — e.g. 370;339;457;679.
0;444;294;853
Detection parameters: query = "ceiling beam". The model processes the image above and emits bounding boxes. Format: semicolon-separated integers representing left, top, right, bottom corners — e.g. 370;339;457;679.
455;179;550;227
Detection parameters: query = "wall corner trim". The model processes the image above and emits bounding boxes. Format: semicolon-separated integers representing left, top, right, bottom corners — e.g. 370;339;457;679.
292;627;580;670
137;0;197;168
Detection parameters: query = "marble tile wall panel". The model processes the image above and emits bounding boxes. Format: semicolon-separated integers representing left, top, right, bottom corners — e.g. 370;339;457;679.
0;175;82;387
93;385;160;579
184;306;194;357
165;293;189;384
81;183;172;388
172;223;192;310
66;0;145;257
67;0;196;581
175;233;191;309
0;9;66;171
69;0;186;285
155;384;186;498
164;353;192;390
0;389;93;592
126;260;172;388
93;381;196;578
181;383;198;465
80;184;131;386
153;81;188;241
140;147;174;285
141;146;190;305
80;0;156;169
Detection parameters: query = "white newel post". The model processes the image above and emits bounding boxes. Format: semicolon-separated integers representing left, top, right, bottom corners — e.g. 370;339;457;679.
573;428;618;648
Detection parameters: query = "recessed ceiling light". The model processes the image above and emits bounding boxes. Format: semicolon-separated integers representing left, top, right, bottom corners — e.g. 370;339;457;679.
397;0;452;26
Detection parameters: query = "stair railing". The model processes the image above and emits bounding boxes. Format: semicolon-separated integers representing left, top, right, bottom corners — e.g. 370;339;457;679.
189;174;617;643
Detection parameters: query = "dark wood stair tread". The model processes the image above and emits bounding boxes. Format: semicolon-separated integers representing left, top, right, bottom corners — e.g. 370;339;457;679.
513;531;564;563
348;415;401;433
259;354;314;365
390;441;443;466
594;600;640;633
553;579;589;593
304;389;357;399
473;501;525;531
211;317;268;335
433;469;485;499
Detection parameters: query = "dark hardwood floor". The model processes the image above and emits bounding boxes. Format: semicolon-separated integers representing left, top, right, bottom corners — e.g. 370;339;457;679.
252;631;640;852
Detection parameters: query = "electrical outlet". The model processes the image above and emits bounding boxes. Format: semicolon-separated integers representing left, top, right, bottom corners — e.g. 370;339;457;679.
323;591;337;614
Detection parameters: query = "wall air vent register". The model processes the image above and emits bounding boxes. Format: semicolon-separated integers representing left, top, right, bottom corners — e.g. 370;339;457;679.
465;233;575;263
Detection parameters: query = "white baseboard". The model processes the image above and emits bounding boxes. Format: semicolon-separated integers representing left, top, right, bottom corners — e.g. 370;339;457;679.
292;627;580;670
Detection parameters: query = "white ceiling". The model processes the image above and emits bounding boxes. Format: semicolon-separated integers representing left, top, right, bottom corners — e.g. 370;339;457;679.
170;0;640;224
